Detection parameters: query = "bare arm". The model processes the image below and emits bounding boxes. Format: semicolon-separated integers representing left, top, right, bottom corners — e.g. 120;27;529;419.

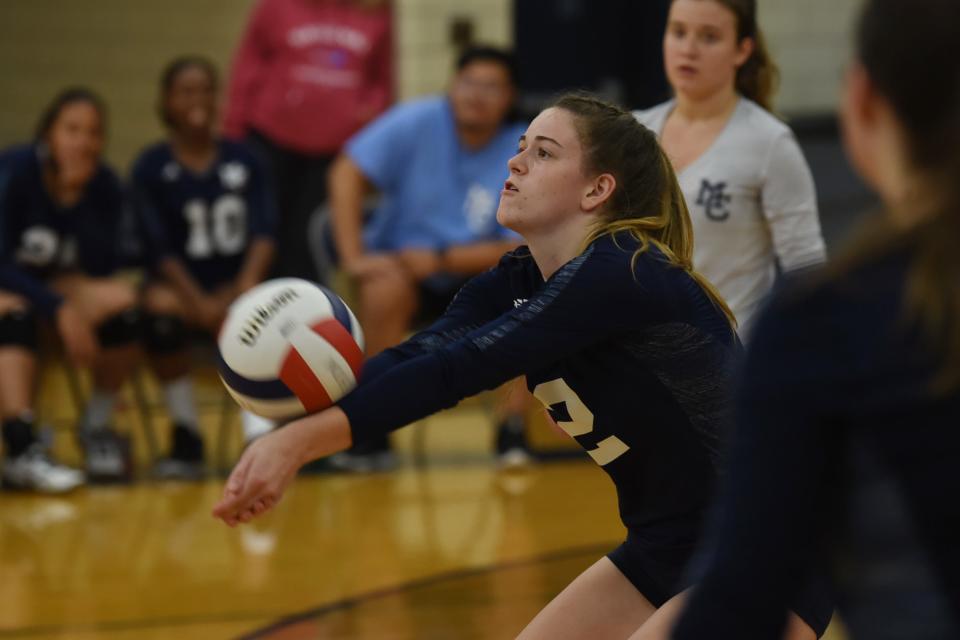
328;154;374;269
158;257;222;329
234;237;275;294
212;406;352;526
441;240;520;275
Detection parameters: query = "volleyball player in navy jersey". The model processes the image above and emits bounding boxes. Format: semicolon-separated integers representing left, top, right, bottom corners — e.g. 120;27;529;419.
0;89;141;491
213;94;830;638
671;0;960;637
131;57;276;479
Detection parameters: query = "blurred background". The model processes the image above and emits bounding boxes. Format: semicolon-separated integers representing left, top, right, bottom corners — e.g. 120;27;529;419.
0;1;868;638
0;0;859;169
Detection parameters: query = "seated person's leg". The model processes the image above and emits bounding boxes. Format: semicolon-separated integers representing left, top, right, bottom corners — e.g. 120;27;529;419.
330;267;418;471
51;274;141;481
494;378;536;467
142;281;205;479
0;289;84;493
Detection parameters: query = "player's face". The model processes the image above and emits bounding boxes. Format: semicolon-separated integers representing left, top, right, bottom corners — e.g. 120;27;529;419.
45;101;103;188
497;107;594;235
165;65;217;134
450;61;515;131
663;0;753;101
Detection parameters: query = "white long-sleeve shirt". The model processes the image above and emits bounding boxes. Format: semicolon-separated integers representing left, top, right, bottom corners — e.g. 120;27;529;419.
634;98;827;334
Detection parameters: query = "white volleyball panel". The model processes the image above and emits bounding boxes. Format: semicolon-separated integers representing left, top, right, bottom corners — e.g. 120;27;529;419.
286;323;357;403
220;278;334;379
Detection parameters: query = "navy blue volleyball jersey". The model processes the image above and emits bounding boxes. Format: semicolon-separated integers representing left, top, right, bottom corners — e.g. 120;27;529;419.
0;144;125;315
339;233;740;540
130;140;276;290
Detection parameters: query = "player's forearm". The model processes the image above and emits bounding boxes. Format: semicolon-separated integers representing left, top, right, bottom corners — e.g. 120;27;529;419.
285;406;353;465
235;238;275;291
327;155;369;266
159;257;209;307
441;240;519;275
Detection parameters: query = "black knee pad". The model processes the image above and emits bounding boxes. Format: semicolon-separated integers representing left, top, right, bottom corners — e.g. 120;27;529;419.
143;313;188;353
0;309;38;351
96;308;143;348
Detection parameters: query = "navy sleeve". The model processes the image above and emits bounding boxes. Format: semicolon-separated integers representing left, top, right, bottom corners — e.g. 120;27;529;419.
339;246;636;442
672;294;834;639
129;158;173;267
0;158;63;315
358;264;509;383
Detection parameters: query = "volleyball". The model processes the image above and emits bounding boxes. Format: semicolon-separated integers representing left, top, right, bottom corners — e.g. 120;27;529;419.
217;278;365;419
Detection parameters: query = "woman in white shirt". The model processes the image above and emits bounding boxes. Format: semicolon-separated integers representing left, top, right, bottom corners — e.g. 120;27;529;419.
634;0;826;336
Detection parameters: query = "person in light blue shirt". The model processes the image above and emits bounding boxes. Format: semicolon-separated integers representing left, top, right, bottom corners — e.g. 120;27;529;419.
350;96;523;255
327;46;530;469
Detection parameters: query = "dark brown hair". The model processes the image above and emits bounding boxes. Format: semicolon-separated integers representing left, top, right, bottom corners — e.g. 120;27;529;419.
852;0;960;388
158;55;219;128
678;0;779;111
34;87;106;143
554;93;735;328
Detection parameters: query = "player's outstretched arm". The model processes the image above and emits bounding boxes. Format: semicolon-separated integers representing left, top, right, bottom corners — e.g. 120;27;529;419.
212;407;353;527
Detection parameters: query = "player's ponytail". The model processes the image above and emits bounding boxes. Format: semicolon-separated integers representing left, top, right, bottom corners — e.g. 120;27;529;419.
555;92;736;329
839;0;960;390
703;0;779;111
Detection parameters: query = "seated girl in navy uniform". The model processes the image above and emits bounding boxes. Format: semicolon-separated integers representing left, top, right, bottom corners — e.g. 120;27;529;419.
0;88;141;491
212;94;831;638
131;57;276;479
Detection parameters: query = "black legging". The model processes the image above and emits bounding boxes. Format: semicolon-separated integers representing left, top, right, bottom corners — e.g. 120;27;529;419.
246;130;333;282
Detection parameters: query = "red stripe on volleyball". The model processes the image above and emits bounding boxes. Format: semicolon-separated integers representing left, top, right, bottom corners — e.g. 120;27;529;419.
279;347;332;413
311;319;364;379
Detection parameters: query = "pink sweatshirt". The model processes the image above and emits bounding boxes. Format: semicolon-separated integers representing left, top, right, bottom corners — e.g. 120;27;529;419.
223;0;393;155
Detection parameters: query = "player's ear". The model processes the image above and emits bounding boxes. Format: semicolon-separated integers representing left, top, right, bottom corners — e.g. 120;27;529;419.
581;173;616;213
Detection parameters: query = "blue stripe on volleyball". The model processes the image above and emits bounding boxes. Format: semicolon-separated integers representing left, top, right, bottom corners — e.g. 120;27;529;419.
320;284;353;334
216;350;294;400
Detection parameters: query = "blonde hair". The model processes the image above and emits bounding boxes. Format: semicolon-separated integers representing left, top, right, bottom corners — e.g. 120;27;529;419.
555;93;737;329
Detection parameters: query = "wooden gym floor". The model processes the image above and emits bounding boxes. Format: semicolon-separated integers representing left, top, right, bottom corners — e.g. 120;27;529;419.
0;364;847;639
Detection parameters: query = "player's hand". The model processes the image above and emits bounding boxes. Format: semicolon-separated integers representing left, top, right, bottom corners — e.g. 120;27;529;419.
56;302;99;367
193;295;227;332
396;248;444;281
212;428;302;527
343;253;400;281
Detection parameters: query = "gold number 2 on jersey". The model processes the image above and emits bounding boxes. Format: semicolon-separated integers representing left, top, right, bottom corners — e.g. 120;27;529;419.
532;378;630;466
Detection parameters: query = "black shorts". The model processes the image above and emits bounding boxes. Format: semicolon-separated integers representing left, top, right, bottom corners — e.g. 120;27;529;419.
607;533;834;637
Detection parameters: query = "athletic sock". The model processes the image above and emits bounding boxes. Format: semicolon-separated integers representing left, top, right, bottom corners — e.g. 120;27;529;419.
2;413;38;457
82;390;117;432
162;376;199;432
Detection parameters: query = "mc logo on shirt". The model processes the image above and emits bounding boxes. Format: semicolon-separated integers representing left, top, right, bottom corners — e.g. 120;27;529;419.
695;179;732;222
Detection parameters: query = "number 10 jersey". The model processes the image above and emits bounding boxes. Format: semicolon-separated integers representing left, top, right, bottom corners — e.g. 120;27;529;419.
131;140;276;290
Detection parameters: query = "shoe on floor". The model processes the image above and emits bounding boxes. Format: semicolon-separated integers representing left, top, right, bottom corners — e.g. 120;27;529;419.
495;420;535;469
152;424;206;481
80;430;133;483
328;436;397;473
2;444;85;494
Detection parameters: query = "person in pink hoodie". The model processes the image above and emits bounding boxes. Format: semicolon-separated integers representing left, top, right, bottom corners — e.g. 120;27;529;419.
223;0;392;281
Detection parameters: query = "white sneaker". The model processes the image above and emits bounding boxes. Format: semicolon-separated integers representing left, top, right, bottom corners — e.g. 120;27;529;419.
2;444;85;494
81;431;131;482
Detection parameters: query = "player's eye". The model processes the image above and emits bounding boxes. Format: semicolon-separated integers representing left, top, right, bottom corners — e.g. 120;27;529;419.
537;148;551;159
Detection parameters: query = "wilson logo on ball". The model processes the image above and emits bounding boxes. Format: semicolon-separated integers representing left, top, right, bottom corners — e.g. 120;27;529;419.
217;279;365;419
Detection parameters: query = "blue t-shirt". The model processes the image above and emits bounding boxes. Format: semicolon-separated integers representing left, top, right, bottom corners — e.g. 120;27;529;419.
345;96;524;252
130;140;276;290
0;144;125;315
